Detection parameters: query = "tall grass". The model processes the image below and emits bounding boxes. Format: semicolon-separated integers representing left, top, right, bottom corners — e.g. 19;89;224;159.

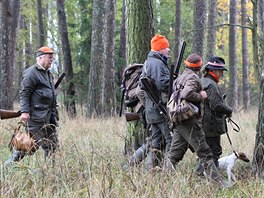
0;107;263;197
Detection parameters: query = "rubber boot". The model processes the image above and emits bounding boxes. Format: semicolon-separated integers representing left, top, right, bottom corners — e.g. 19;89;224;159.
163;156;176;173
195;158;204;177
203;159;230;187
4;149;25;166
145;151;154;170
129;143;149;166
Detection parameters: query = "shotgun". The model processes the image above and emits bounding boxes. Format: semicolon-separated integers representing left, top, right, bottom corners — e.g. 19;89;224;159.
0;109;21;120
168;41;186;98
55;72;66;89
141;77;167;119
125;112;141;122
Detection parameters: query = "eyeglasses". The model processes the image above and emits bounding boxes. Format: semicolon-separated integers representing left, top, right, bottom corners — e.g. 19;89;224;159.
44;55;54;60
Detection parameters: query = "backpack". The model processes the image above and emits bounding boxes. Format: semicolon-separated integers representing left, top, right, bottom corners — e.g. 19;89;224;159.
167;88;199;124
121;63;143;107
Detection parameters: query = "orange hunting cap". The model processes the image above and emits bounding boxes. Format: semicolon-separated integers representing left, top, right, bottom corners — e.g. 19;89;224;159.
184;54;203;68
151;34;170;51
36;46;55;57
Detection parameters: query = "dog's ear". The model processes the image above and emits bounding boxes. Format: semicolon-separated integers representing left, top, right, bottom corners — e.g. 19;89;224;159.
238;152;250;162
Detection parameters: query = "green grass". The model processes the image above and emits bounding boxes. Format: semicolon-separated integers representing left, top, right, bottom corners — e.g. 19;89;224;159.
0;107;263;197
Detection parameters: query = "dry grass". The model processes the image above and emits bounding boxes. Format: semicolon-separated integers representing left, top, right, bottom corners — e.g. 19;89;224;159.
0;107;263;197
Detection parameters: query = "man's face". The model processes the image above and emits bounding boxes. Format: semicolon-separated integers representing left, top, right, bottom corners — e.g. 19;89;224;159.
39;54;54;69
160;48;171;58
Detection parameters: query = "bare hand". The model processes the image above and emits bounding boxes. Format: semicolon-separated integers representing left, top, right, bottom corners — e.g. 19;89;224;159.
199;90;207;100
20;112;30;123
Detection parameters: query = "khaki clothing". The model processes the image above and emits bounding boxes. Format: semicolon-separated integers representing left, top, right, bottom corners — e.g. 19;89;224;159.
173;68;204;126
167;68;214;167
168;119;213;165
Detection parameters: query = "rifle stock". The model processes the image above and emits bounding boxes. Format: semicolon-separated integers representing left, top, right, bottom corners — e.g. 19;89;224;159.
0;109;21;120
125;112;140;122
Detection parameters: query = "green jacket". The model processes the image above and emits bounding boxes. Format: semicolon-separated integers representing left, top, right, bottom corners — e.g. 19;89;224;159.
20;63;58;125
201;75;232;137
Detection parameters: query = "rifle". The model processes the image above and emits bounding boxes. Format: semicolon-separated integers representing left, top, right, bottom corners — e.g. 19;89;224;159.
168;41;186;98
141;77;167;119
55;72;66;89
0;109;21;120
125;112;141;122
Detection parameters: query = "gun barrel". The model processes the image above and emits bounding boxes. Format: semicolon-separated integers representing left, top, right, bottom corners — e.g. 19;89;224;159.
125;112;141;122
0;109;21;120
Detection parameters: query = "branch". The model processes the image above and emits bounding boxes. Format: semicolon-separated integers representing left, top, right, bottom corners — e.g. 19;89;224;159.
182;23;252;38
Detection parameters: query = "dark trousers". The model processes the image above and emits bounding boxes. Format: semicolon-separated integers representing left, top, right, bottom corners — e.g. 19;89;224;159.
206;136;222;167
28;120;59;155
151;122;172;153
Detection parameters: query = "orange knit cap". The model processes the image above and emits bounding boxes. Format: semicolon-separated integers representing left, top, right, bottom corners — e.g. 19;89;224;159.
36;46;55;57
184;54;203;68
151;34;170;51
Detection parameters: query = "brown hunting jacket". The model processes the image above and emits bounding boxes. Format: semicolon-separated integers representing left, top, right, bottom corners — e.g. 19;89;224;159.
173;68;204;126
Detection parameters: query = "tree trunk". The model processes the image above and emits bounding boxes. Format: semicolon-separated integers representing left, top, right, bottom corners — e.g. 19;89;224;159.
119;0;126;62
0;0;20;109
37;0;45;47
124;0;154;155
253;0;264;177
174;0;181;64
192;0;207;56
205;0;217;60
56;0;76;117
101;0;116;116
227;0;238;110
87;0;105;117
126;0;154;64
0;0;9;108
241;0;250;110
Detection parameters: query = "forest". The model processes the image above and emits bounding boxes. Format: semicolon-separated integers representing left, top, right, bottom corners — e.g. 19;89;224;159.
1;0;264;196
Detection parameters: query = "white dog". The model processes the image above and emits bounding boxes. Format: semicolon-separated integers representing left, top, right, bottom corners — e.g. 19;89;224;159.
218;151;250;184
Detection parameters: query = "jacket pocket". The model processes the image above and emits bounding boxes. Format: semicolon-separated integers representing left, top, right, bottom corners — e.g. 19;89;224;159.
30;105;50;122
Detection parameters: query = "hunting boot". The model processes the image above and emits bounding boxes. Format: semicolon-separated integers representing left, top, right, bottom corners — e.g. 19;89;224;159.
4;149;25;166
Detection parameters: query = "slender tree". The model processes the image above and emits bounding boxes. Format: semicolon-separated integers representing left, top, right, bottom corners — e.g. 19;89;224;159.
56;0;76;117
205;0;217;60
0;0;21;109
174;0;181;64
102;0;116;116
0;0;9;108
192;0;207;56
241;0;250;110
37;0;45;46
227;0;238;110
87;0;105;117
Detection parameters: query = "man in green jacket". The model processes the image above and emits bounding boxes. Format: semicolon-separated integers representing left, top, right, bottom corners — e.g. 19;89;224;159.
196;56;233;175
5;46;59;165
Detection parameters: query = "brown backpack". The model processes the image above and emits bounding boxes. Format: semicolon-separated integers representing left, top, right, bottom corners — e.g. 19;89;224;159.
121;63;143;107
